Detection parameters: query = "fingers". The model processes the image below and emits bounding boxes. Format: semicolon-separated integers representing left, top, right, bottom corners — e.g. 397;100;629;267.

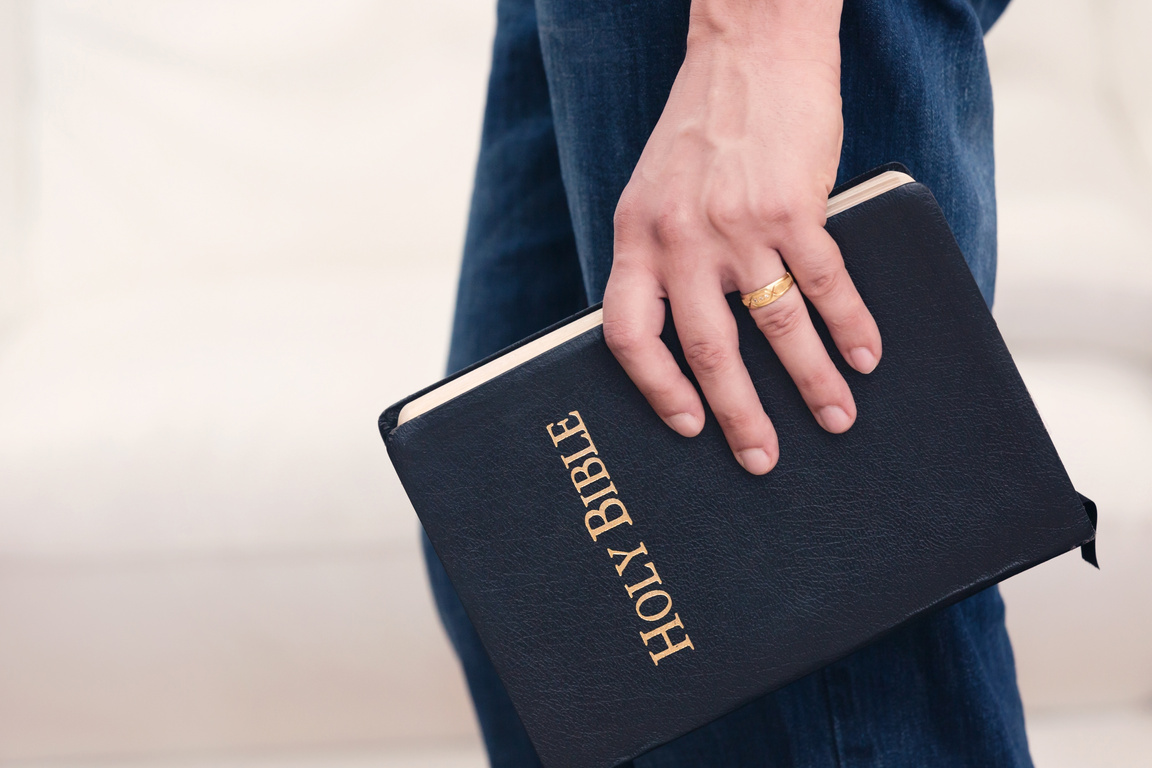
668;280;779;474
781;227;882;374
745;264;857;434
606;200;878;474
602;266;705;438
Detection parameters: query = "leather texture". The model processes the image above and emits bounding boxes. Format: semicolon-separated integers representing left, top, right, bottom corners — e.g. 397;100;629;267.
380;179;1096;768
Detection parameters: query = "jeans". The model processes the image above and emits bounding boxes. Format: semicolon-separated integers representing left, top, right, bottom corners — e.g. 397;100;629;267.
422;0;1032;765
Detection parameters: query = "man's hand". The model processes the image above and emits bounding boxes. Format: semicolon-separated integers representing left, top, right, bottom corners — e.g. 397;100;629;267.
602;0;881;475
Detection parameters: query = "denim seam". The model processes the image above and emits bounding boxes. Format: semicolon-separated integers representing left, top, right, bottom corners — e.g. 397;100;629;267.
821;666;847;768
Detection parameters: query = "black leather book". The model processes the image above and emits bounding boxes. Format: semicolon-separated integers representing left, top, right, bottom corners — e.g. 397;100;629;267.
379;166;1097;768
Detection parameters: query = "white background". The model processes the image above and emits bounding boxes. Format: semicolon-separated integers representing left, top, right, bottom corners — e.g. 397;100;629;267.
0;1;1150;765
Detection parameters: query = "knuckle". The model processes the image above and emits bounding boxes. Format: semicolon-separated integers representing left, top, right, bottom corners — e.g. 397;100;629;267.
799;263;843;299
613;195;639;233
753;301;806;338
753;197;800;229
796;367;838;396
652;202;697;247
646;380;683;408
704;193;745;231
826;304;869;336
713;405;759;436
682;337;732;377
602;315;644;356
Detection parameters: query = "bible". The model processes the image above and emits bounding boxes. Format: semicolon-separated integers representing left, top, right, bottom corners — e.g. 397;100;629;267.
379;165;1097;768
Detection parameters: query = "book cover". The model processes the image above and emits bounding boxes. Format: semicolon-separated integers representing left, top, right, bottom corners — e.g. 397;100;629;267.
379;168;1096;768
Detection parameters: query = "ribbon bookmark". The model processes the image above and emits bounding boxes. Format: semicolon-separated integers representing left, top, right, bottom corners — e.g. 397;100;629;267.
1078;493;1098;569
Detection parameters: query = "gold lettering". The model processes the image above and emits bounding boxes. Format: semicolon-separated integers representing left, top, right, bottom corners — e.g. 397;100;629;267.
550;408;694;661
546;411;587;446
606;542;648;576
634;589;672;622
580;482;617;506
624;562;662;598
640;614;694;665
570;457;610;493
585;497;632;541
560;430;598;468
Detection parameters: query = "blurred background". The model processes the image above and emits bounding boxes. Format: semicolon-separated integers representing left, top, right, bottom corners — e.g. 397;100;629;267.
0;0;1149;766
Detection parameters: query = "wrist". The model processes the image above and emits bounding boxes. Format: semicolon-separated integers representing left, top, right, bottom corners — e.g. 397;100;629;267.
687;0;842;60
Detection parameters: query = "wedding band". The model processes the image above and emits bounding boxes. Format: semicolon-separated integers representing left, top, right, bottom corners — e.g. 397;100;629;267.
740;272;795;309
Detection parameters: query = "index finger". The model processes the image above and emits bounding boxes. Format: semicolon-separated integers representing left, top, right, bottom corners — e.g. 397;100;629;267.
602;264;706;438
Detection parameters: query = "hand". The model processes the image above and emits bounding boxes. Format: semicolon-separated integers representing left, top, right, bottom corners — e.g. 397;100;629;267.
602;1;881;475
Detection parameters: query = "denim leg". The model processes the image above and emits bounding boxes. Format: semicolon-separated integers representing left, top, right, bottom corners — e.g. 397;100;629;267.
425;0;1031;764
445;0;587;375
836;0;1009;304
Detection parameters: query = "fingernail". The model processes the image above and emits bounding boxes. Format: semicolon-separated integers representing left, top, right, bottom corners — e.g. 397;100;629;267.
664;412;703;436
736;448;773;475
818;405;853;433
848;347;878;373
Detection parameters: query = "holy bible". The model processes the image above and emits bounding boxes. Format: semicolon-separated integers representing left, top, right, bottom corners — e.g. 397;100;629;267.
379;166;1097;768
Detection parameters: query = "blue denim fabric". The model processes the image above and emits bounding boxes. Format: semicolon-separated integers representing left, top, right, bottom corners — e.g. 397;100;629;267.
423;0;1032;765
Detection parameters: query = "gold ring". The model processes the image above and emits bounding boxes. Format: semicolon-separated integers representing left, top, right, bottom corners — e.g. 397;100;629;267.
740;272;795;309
